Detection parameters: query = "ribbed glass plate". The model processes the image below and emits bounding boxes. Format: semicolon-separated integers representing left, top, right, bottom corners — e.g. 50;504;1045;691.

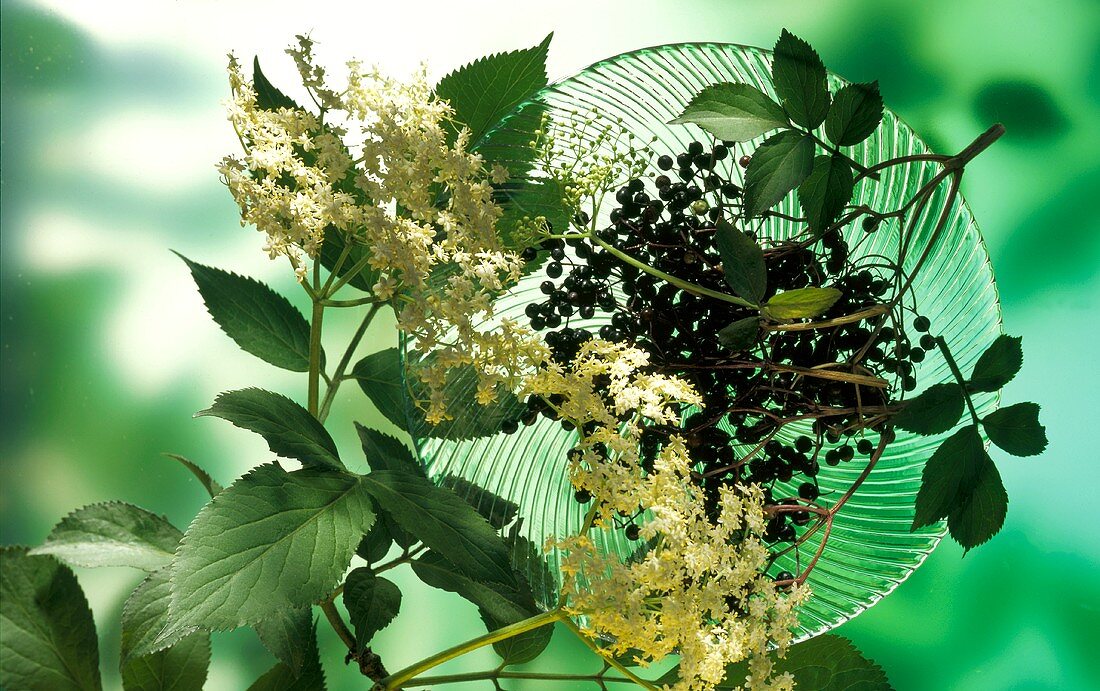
406;43;1002;639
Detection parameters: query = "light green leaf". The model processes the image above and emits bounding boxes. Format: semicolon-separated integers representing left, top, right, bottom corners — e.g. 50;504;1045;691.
197;389;343;471
824;81;883;146
968;334;1023;393
798;154;854;237
771;29;830;129
161;454;223;498
247;620;326;691
714;220;767;305
982;402;1047;457
717;316;761;352
742;130;815;218
253;607;313;678
343;569;401;652
893;383;966;435
764;286;842;320
669;83;788;142
30;502;182;571
0;547;102;691
176;253;315;372
120;569;210;691
161;464;374;639
253;57;298;111
362;471;516;586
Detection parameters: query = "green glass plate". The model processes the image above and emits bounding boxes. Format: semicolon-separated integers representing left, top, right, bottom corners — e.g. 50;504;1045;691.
406;42;1002;639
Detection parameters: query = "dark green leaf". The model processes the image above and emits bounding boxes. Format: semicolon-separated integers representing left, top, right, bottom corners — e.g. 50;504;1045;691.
438;476;520;530
0;547;102;691
764;287;842;320
982;402;1047;457
771;29;830;129
318;228;380;293
355;522;393;564
968;334;1023;393
893;383;966;435
253;607;313;677
197;388;343;471
824;82;883;146
798;154;853;237
669;83;788;142
246;620;326;691
495;177;568;256
948;450;1008;552
30;502;182;571
351;349;411;432
659;633;892;689
436;34;552;150
343;569;401;652
355;423;422;476
714;220;767;304
362;470;516;586
717;317;760;351
161;453;223;498
742;130;815;218
161;464;374;639
176;253;315;372
120;568;210;691
253;57;298;111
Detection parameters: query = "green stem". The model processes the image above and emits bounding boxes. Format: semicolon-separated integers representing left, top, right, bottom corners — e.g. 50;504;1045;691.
381;609;565;690
935;336;981;426
557;617;658;691
322;296;380;308
326;252;376;297
403;671;637;687
318;302;382;422
804;131;879;180
321;598;357;652
307;300;325;417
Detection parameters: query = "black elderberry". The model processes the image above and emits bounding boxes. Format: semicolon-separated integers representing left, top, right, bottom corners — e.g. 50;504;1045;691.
625;524;641;541
574;489;592;503
775;571;795;582
913;316;931;332
657;154;674;170
501;419;519;435
521;247;537;262
919;334;937;350
857;438;874;455
739;155;752;167
798;482;819;500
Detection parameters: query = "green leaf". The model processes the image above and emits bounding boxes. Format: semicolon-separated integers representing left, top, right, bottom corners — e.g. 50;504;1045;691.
318;228;381;294
764;286;842;320
947;451;1008;552
343;569;401;652
436;34;552;150
355;522;393;565
742;130;815;218
968;334;1023;393
253;57;299;111
120;569;210;691
253;607;313;677
362;470;516;586
669;83;788;142
714;220;767;305
197;389;343;471
412;551;551;664
161;453;223;498
798;154;854;237
355;423;422;476
982;402;1047;457
247;620;326;691
0;547;102;691
161;464;374;639
824;81;883;146
771;29;830;129
30;502;182;571
660;633;892;689
438;475;520;531
717;316;760;351
351;348;411;432
176;253;315;373
892;383;966;435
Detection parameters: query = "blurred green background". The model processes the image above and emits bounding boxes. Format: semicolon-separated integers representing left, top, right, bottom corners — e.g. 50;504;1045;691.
2;1;1097;689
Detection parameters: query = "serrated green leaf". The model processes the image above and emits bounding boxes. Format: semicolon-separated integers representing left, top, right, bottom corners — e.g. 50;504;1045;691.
351;348;410;431
948;452;1008;552
246;620;326;691
893;383;966;435
176;253;315;372
253;607;313;678
318;228;380;294
162;454;223;498
197;388;343;471
362;470;516;587
436;34;552;150
824;81;883;146
162;464;374;639
982;402;1046;457
717;316;760;351
742;130;815;218
764;286;842;320
30;502;182;571
669;83;788;142
0;547;102;691
438;476;520;531
659;633;892;690
968;334;1023;393
355;522;393;565
253;57;298;111
771;29;830;129
355;423;422;476
343;570;401;652
120;568;210;691
798;154;853;237
714;220;767;305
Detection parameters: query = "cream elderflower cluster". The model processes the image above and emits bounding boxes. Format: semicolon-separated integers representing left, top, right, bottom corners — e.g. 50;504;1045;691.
525;341;807;691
